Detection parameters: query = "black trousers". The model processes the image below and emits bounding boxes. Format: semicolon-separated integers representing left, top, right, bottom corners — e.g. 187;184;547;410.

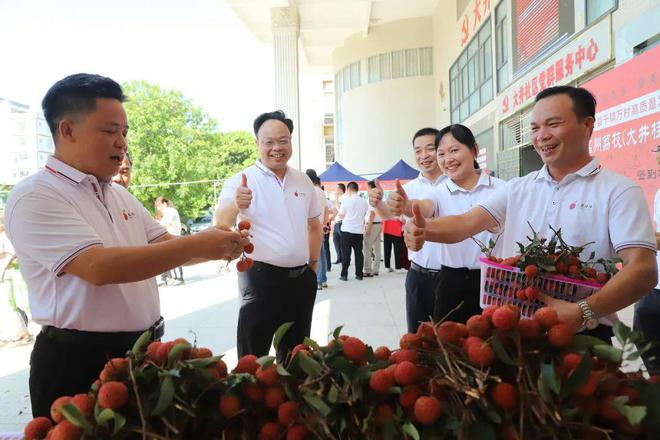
29;329;141;417
405;265;442;333
323;233;331;270
340;232;364;278
433;265;482;324
237;262;317;363
332;221;342;262
383;233;404;269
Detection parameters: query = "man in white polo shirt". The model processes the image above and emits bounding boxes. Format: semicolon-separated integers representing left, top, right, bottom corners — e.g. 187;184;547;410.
4;73;250;417
404;86;657;341
338;181;369;281
215;110;323;363
370;128;445;333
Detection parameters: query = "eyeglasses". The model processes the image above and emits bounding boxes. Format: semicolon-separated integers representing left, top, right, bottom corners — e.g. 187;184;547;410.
260;137;292;148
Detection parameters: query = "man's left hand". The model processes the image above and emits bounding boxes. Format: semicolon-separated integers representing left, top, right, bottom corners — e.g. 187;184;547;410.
309;261;319;274
537;292;583;331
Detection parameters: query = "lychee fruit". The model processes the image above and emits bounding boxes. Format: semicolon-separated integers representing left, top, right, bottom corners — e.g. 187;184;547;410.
491;306;519;331
373;346;391;361
243;382;264;402
264;386;287;410
394;361;419;386
103;357;129;381
548;323;573;348
524;264;539;278
256;364;279;386
98;381;129;410
191;347;213;359
343;337;367;361
233;354;259;375
390;348;419;364
482;305;499;321
467;315;491;338
374;403;395;425
416;322;436;339
219;394;241;418
468;341;495;368
400;332;421;349
70;393;95;417
413;396;443;425
491;382;517;411
518;318;542;340
575;371;600;397
238;220;251;231
258;421;281;440
286;424;310;440
369;368;395;394
50;419;82;440
533;307;559;329
399;385;422;408
50;396;71;423
277;400;300;425
437;321;463;345
24;417;52;440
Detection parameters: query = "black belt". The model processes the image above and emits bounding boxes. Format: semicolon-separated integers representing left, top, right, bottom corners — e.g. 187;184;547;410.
441;265;480;273
41;316;164;346
372;222;381;224
253;261;309;278
410;262;442;276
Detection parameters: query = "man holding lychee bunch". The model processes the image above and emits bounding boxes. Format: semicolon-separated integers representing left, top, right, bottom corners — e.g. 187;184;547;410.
4;73;251;418
404;86;657;342
215;110;323;363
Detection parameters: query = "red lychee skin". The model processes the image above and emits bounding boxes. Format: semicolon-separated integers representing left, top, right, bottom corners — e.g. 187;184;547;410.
264;386;287;410
373;346;391;361
191;347;213;359
618;386;641;405
258;421;281;440
237;220;251;231
547;323;574;348
399;385;422;408
24;417;52;440
437;321;463;345
416;322;436;339
243;382;264;402
369;368;395;394
598;395;625;423
533;307;560;329
491;382;517;411
70;393;95;417
574;371;600;397
146;340;162;360
98;381;129;410
463;336;483;351
243;243;255;254
524;264;539;278
389;348;419;364
518;319;542;341
562;353;583;371
394;361;419;386
256;364;279;386
482;305;499;322
50;396;71;423
466;315;492;338
413;396;443;425
291;343;310;358
155;341;175;365
400;332;422;349
343;337;367;361
468;341;495;368
286;424;310;440
277;401;300;425
375;403;395;425
233;354;259;374
50;420;82;440
491;306;519;331
219;394;241;418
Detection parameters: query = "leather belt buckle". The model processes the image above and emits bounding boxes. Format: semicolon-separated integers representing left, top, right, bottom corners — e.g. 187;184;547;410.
150;317;165;340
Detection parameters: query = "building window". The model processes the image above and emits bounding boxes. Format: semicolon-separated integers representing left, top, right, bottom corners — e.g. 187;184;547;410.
420;47;433;75
405;48;420;77
350;62;361;89
495;1;509;92
368;56;379;83
324;137;335;164
450;18;493;123
586;0;616;25
379;53;392;80
391;50;404;79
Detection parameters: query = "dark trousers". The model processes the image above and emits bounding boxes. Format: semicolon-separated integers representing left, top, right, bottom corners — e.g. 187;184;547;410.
383;233;404;269
29;330;140;417
323;233;331;271
237;262;317;363
332;222;342;262
405;265;441;333
433;265;482;324
340;232;364;278
634;289;660;372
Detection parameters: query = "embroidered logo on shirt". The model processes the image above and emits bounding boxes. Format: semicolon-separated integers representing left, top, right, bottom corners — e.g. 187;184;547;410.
569;201;594;211
294;191;306;197
122;209;137;220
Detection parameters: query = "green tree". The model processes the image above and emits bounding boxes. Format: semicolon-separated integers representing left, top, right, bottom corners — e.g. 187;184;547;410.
121;81;257;224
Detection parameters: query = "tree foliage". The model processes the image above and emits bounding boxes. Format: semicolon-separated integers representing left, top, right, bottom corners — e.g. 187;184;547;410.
122;81;257;223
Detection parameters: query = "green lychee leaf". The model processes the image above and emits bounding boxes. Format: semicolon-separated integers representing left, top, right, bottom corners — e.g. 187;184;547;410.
468;418;496;440
131;330;152;354
60;403;92;432
491;335;516;366
593;344;623;364
561;354;592;400
303;337;321;351
541;363;560;395
572;334;607;349
272;321;294;351
276;363;291;377
152;375;175;416
402;422;420;440
112;411;126;435
257;355;275;368
168;342;192;364
297;352;322;377
613;320;632;345
332;325;344;340
96;408;115;426
302;393;331;417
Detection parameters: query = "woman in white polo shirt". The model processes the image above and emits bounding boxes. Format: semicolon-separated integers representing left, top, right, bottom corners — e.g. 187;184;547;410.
421;124;504;323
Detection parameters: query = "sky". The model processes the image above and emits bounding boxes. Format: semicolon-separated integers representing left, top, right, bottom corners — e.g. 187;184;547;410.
0;0;275;132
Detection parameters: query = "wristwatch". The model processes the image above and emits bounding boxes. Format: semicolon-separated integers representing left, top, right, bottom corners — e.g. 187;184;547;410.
577;299;599;330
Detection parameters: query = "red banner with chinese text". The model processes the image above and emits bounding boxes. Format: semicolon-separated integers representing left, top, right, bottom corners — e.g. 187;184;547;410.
582;45;660;215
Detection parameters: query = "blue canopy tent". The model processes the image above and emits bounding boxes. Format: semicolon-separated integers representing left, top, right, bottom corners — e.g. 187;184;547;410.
319;162;368;190
375;160;419;189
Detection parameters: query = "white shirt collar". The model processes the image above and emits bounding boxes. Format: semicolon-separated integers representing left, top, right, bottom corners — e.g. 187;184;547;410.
445;170;492;193
416;172;445;186
535;157;602;183
45;155;109;189
255;159;290;181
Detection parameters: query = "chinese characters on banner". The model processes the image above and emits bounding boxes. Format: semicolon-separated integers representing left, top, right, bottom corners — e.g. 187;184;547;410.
459;0;493;47
498;17;611;118
582;44;660;215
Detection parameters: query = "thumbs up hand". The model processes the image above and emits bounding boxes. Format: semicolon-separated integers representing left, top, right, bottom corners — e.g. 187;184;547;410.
387;178;408;216
404;202;427;251
368;179;384;207
235;173;253;210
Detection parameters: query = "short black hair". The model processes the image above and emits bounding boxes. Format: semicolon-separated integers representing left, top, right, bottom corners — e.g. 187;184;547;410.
305;168;318;181
42;73;126;140
367;180;376;189
347;181;358;191
535;85;596;120
337;183;346;193
437;124;480;170
253;110;294;137
412;127;441;147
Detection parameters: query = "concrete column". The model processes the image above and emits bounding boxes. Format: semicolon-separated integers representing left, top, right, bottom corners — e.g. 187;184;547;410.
271;6;301;170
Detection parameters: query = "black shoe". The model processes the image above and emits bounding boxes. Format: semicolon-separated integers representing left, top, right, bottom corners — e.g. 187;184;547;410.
356;276;363;280
327;268;332;272
339;276;348;281
373;273;379;276
363;273;373;277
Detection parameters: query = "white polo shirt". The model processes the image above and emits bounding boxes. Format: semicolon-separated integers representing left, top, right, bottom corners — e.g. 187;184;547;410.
4;156;165;332
430;171;505;269
479;157;656;325
339;194;369;234
218;160;323;267
403;173;446;270
365;206;382;224
160;206;182;236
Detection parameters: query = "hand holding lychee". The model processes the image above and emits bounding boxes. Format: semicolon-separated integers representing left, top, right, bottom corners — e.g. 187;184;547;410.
235;218;254;272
